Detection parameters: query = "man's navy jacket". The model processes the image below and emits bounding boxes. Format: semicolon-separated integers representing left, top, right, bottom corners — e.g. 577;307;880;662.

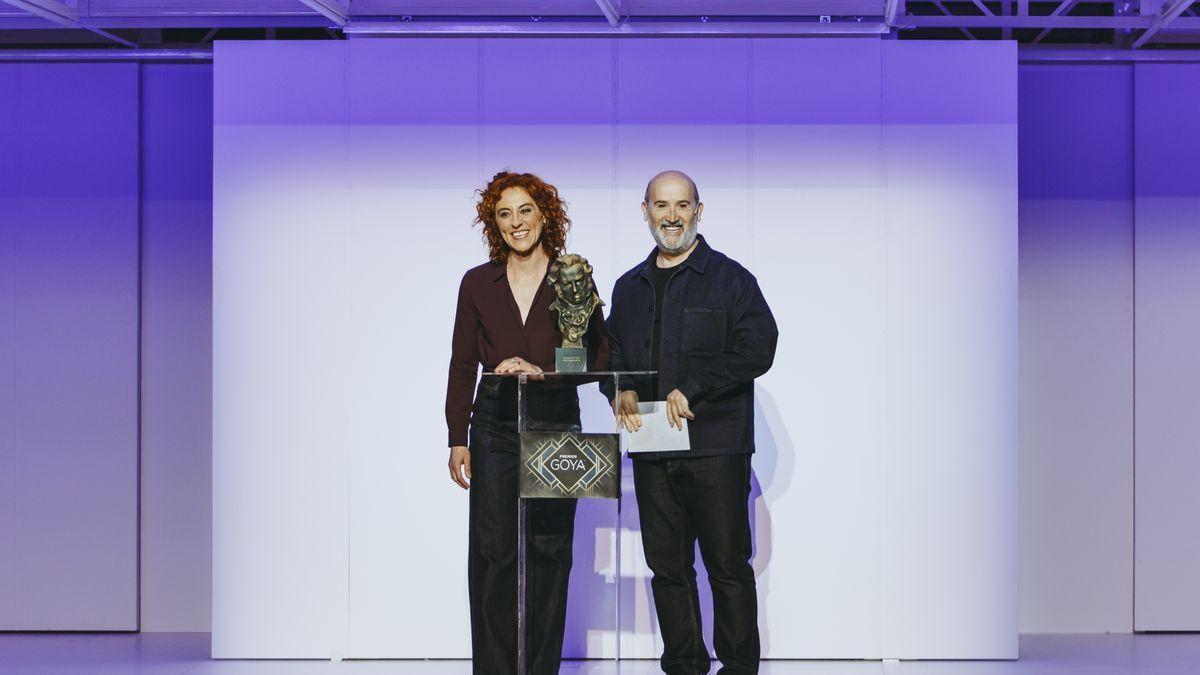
603;235;778;458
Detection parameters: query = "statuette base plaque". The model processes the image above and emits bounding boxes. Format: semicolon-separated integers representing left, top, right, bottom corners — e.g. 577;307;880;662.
555;347;587;373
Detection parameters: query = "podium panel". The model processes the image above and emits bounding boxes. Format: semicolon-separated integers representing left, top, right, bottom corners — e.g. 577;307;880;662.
490;371;650;672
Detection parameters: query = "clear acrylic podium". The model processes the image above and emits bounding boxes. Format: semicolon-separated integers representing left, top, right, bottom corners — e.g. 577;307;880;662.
481;370;654;673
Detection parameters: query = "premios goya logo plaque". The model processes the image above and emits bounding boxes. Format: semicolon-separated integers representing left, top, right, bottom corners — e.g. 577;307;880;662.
520;431;620;499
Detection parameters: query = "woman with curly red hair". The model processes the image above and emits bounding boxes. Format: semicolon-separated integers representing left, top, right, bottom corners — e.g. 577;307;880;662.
445;171;609;674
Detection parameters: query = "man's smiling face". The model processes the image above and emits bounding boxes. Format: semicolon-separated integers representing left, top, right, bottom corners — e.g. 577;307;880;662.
643;172;702;255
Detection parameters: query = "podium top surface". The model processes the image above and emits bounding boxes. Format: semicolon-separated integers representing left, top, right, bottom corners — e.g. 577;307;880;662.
481;371;656;386
481;371;655;378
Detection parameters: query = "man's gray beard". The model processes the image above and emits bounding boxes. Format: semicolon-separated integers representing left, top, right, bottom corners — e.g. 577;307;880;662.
651;218;699;255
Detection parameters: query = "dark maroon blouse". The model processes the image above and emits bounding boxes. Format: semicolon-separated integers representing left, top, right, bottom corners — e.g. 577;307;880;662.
445;261;610;447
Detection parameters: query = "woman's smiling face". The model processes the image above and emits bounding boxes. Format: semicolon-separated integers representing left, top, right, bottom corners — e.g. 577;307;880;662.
494;186;546;257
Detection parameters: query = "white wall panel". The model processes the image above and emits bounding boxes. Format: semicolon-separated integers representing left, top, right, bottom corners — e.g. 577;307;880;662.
343;38;482;658
1017;64;1134;634
140;62;216;633
881;41;1019;658
1133;62;1200;632
213;38;1018;660
748;38;888;659
613;37;753;659
0;63;140;631
212;41;350;659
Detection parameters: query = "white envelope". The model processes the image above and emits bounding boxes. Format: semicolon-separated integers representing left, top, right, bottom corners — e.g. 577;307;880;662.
622;401;691;453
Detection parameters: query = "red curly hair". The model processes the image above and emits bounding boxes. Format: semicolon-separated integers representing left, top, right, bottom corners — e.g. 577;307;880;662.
474;171;570;264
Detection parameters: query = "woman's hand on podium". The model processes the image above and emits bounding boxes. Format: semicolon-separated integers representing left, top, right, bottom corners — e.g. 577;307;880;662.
493;356;544;378
449;446;471;490
614;390;641;432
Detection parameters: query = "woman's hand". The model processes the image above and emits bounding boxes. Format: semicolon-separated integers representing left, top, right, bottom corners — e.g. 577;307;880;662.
613;390;642;432
449;446;471;490
493;356;544;376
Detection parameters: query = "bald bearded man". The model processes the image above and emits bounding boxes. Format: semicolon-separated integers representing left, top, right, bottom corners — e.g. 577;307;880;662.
603;171;778;675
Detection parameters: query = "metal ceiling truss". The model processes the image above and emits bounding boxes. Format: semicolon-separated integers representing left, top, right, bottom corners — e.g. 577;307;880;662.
0;0;1196;50
594;0;625;28
340;21;889;37
929;0;979;39
1030;0;1080;44
1;0;73;25
296;0;347;26
0;0;136;45
1132;0;1197;47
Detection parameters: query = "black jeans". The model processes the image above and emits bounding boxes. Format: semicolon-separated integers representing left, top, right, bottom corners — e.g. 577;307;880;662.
467;378;578;675
633;454;759;675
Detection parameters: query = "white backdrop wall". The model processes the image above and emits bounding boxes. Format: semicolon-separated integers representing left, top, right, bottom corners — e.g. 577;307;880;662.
212;38;1018;659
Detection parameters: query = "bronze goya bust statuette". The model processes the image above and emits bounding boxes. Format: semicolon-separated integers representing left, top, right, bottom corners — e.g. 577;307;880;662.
548;253;603;371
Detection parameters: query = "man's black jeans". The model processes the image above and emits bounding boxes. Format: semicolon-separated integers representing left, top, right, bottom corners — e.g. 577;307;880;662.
467;379;578;675
633;454;760;675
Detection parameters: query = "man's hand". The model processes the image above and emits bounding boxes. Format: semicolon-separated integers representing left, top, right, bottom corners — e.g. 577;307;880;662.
613;390;642;432
666;389;695;430
448;445;471;490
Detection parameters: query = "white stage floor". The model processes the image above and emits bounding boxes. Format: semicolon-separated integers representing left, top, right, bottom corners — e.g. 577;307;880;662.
0;633;1197;674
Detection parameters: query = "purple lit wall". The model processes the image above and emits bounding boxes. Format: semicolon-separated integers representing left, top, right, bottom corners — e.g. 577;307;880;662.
0;62;213;633
1018;62;1200;633
1018;64;1135;633
1132;63;1200;631
138;63;214;632
0;63;140;630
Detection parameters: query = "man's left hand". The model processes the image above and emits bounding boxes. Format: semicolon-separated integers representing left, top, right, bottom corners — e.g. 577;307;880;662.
666;389;695;430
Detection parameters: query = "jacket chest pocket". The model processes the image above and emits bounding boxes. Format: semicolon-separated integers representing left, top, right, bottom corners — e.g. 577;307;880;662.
681;307;727;353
